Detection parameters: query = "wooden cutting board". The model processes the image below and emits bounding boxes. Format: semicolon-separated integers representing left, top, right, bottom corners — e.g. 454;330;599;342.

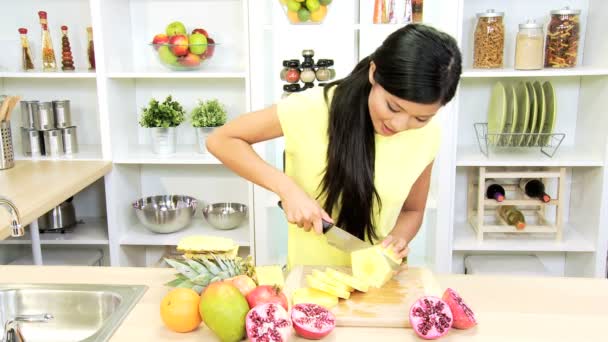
284;265;442;328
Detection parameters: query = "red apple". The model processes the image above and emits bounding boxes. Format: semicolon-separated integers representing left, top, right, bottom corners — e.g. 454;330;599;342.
201;37;216;59
169;34;189;57
191;28;209;38
179;53;201;67
152;33;169;49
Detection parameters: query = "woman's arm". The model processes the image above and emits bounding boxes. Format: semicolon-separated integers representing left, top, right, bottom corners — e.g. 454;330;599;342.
206;105;332;233
381;162;434;259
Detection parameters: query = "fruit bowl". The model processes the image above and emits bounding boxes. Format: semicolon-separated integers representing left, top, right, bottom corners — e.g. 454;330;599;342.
280;0;332;24
151;42;218;71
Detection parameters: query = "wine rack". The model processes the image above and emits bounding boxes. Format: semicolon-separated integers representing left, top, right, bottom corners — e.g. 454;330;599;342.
467;167;567;241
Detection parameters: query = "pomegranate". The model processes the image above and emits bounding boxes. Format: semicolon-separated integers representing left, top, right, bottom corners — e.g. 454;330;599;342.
409;296;453;340
442;288;476;329
230;275;257;296
246;303;292;342
246;285;288;311
291;303;336;340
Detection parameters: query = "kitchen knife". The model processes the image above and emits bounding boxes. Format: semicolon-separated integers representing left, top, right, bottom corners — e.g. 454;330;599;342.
277;201;370;252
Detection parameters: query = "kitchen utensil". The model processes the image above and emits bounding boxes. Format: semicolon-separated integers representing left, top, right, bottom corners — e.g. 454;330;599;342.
0;97;10;122
532;81;546;146
541;81;557;146
36;101;55;130
38;197;77;232
502;84;517;146
21;100;40;129
515;81;530;146
42;129;64;156
61;126;78;154
487;82;507;145
132;195;197;234
5;96;21;122
277;201;370;252
284;265;441;328
203;202;248;230
525;82;538;146
21;128;43;156
52;100;72;128
0;121;15;170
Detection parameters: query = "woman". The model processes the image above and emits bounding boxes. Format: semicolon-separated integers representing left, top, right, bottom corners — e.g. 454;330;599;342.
207;24;462;268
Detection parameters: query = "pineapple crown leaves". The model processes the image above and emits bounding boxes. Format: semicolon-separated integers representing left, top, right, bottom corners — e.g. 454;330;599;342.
139;95;186;128
190;98;227;128
164;254;255;291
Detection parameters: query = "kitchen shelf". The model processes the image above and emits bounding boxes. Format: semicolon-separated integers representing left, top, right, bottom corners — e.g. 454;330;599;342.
456;145;605;167
0;71;97;79
120;221;250;246
113;145;221;165
15;145;104;162
453;221;595;252
107;69;247;79
461;66;608;78
0;218;109;245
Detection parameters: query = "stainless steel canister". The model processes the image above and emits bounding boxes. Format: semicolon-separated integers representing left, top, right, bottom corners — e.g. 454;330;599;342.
43;129;64;156
21;128;43;157
20;100;39;129
61;126;78;154
36;102;55;130
52;100;72;128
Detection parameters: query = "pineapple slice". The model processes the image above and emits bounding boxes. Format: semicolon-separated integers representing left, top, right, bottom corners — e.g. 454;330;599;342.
292;287;339;309
325;267;370;293
351;245;402;288
312;269;354;292
177;235;237;253
255;265;285;288
306;275;350;299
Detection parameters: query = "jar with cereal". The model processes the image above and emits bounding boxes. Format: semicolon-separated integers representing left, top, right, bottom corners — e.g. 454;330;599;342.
545;7;581;68
473;9;505;69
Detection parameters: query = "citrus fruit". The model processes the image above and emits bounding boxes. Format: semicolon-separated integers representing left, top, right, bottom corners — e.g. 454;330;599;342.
298;8;311;21
287;0;301;11
311;5;327;22
296;0;306;2
306;0;321;12
287;10;300;23
160;288;201;333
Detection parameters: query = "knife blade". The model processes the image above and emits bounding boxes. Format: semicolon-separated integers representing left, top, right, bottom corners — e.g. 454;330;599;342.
277;201;370;252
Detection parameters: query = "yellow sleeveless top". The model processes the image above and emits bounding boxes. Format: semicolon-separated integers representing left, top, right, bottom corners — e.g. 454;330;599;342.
277;86;441;269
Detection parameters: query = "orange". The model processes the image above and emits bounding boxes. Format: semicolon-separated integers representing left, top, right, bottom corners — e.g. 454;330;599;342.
287;10;300;23
311;5;327;22
160;288;202;333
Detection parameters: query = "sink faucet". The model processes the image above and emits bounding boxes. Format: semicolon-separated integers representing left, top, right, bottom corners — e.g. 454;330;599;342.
3;314;53;342
0;197;23;237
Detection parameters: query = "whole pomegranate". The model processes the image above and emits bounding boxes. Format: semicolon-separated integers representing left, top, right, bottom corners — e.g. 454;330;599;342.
409;296;453;340
246;303;292;342
291;303;336;340
229;275;257;297
246;285;288;311
442;288;476;329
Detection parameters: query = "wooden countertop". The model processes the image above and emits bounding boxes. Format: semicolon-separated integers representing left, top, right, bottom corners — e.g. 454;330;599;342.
0;160;112;239
1;265;607;341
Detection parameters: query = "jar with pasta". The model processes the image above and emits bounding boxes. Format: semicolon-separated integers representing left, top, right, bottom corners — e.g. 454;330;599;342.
545;7;581;68
473;9;505;69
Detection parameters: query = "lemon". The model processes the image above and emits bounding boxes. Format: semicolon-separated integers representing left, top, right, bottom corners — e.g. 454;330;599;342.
310;5;327;22
287;0;301;12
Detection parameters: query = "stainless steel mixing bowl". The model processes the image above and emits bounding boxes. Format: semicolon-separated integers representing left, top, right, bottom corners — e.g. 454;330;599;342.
203;202;248;230
132;195;197;233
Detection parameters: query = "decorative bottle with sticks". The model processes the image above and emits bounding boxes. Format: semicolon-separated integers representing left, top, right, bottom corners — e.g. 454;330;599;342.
60;26;75;71
86;27;96;71
38;11;57;71
18;28;35;71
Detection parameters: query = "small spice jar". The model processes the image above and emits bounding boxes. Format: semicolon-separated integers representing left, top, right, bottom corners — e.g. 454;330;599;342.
279;60;289;81
545;7;581;68
515;20;544;70
285;60;301;84
302;49;315;65
315;60;331;82
327;59;336;79
282;84;302;98
473;9;505;69
300;61;316;83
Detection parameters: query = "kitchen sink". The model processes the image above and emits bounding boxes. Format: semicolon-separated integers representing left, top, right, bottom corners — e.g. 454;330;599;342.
0;284;147;342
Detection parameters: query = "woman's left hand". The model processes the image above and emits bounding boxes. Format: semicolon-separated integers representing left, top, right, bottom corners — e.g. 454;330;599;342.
381;235;410;260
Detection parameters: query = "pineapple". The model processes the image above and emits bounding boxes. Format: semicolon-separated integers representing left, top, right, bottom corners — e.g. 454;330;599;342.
312;269;353;292
351;245;402;288
306;275;350;299
177;235;239;259
325;267;370;293
255;265;285;288
292;287;339;309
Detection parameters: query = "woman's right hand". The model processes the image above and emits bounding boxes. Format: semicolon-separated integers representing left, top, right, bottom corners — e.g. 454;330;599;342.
278;184;333;235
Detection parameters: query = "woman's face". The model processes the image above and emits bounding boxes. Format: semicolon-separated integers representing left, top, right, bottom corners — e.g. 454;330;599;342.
368;62;442;137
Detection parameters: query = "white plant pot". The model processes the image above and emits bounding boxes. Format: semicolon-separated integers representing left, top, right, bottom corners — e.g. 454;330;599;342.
196;127;215;154
149;127;177;155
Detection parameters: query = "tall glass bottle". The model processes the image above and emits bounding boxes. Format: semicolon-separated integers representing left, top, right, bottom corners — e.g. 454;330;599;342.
86;27;96;71
38;11;57;71
18;28;35;71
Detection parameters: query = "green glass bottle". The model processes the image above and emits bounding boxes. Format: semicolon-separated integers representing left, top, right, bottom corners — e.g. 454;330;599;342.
497;206;526;230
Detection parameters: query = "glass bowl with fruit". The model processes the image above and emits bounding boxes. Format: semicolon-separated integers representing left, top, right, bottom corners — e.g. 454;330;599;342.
280;0;332;24
151;25;217;71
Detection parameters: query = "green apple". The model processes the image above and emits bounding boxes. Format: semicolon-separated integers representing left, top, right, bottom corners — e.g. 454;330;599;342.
287;0;301;12
189;33;208;55
298;8;311;21
165;21;186;36
320;0;332;5
158;45;178;66
306;0;320;12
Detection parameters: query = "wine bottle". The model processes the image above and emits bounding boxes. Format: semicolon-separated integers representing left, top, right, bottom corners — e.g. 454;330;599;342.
485;181;505;202
497;206;526;230
519;179;551;203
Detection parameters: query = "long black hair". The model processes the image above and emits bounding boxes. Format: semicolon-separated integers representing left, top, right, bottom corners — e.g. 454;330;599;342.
320;24;462;241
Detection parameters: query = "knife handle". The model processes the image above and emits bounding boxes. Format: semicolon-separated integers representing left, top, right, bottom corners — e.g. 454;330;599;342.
277;201;333;233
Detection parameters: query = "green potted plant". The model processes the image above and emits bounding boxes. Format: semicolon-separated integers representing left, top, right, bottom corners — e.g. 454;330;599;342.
190;99;227;153
139;95;185;155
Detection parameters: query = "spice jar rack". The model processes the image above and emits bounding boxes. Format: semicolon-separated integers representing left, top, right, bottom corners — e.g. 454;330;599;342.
467;167;566;242
279;49;336;96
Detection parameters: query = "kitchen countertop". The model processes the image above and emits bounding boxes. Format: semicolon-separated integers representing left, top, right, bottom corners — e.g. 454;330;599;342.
1;265;607;341
0;160;112;240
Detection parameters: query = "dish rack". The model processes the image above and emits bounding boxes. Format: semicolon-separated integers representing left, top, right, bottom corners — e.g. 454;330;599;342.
467;167;566;241
474;123;565;157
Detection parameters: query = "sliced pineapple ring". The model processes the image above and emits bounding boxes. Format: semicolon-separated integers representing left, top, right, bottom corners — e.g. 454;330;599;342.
351;245;398;288
306;275;350;299
312;269;354;292
292;287;339;309
325;267;369;293
255;265;285;288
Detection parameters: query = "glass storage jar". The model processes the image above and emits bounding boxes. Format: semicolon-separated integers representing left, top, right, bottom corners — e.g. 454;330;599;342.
473;9;505;69
285;60;301;84
279;60;289;81
300;61;316;83
515;20;544;70
545;7;581;68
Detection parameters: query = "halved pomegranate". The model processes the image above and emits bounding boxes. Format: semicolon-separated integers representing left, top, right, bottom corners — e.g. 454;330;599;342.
409;296;453;340
246;303;292;342
442;288;477;329
291;303;336;340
